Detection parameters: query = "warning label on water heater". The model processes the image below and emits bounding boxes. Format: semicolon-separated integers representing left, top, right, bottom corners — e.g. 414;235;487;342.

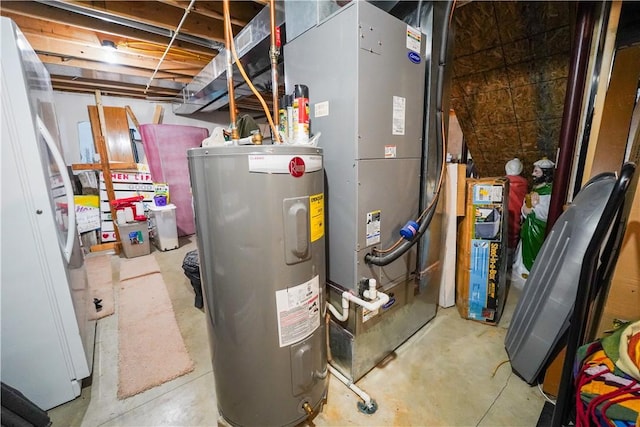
309;193;324;242
275;275;321;347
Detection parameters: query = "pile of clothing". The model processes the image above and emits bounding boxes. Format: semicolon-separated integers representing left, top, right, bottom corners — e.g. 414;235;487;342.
574;321;640;426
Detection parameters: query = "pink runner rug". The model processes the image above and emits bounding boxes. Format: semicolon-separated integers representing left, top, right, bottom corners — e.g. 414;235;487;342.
117;268;194;399
86;254;114;320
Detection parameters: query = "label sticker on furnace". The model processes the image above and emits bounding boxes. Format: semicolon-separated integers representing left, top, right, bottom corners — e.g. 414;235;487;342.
406;25;421;53
366;210;381;246
392;96;406;136
275;275;321;347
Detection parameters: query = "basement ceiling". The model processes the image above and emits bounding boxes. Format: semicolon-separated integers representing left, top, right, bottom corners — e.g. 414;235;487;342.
0;1;268;111
450;1;573;178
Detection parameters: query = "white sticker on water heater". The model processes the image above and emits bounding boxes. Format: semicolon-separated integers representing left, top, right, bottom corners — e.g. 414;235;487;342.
275;275;321;348
248;154;322;174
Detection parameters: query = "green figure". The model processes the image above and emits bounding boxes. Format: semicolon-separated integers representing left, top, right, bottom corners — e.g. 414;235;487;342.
511;158;555;287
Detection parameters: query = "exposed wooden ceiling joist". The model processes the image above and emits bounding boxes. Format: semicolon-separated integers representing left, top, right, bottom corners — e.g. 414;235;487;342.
39;55;194;83
26;32;207;73
1;1;267;105
50;77;180;96
3;10;215;57
68;1;237;43
158;0;250;27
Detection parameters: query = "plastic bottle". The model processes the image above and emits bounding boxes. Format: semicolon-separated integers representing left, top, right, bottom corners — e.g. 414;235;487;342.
292;84;309;144
278;95;288;139
286;94;294;142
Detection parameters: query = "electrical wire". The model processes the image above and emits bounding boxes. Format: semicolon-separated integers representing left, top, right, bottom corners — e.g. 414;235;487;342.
491;359;510;378
537;382;557;405
223;0;279;143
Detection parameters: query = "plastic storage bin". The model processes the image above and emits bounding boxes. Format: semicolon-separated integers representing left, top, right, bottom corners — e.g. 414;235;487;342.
148;204;179;251
118;221;151;258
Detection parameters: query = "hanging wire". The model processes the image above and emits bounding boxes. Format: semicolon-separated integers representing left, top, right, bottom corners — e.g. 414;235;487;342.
145;0;196;93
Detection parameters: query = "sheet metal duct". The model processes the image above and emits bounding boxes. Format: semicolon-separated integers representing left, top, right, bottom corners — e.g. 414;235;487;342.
172;4;285;115
172;1;422;116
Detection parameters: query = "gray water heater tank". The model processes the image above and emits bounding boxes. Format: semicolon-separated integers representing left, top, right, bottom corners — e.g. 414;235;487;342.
188;145;328;426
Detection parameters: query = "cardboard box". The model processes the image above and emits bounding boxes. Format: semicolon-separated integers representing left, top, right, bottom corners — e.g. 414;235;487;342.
117;221;151;258
99;171;154;242
456;177;509;324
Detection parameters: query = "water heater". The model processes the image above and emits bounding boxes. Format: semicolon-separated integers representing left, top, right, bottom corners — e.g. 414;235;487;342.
188;145;328;426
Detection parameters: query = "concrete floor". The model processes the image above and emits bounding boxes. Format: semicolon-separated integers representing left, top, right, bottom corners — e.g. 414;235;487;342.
48;235;546;426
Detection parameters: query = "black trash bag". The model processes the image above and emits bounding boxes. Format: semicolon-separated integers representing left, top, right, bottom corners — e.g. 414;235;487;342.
182;250;203;309
1;382;51;427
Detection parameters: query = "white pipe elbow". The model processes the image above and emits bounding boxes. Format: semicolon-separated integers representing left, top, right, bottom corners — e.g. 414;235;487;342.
328;364;373;405
343;289;389;312
327;279;390;322
327;300;349;322
367;278;378;300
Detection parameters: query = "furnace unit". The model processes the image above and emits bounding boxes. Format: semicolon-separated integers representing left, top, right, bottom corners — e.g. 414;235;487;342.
284;0;448;381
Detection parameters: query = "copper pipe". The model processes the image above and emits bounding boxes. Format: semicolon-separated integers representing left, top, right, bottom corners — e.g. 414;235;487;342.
269;0;280;142
223;0;239;141
224;3;279;142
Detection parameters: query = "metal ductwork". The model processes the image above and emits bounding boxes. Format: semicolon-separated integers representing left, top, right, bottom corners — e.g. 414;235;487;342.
171;0;429;116
172;4;285;115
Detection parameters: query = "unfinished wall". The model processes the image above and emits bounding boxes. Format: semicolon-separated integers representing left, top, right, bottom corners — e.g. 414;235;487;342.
450;1;572;177
53;91;230;165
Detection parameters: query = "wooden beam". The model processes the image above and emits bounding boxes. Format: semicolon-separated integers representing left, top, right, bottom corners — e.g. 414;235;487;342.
125;106;141;133
1;4;220;53
157;0;250;27
93;90;122;251
52;85;155;100
72;161;140;171
50;77;180;97
39;55;195;81
70;0;228;42
24;32;207;72
152;105;164;124
90;242;117;253
72;163;102;171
